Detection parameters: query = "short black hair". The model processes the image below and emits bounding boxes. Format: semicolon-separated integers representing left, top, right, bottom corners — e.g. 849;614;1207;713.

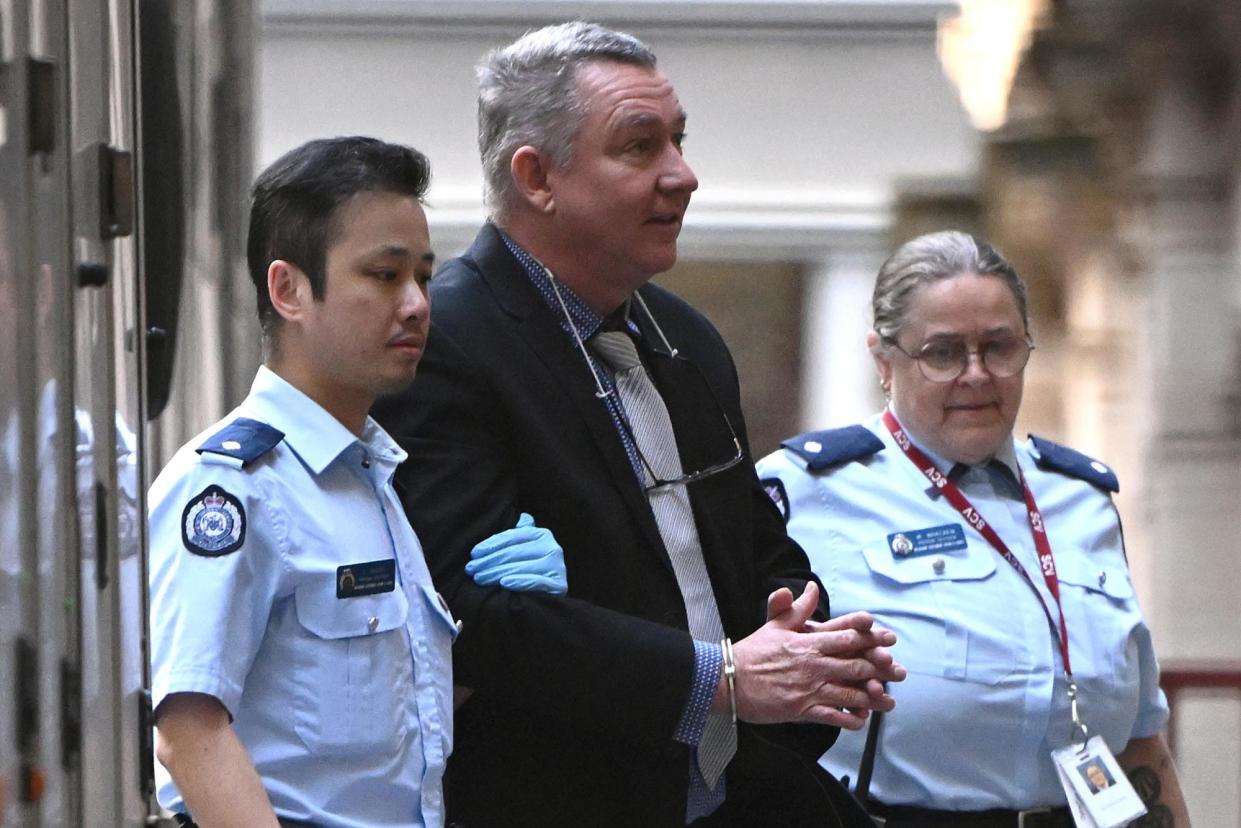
246;136;432;334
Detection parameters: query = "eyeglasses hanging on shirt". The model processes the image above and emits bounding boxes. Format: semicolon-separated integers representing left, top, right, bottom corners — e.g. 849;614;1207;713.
544;268;744;492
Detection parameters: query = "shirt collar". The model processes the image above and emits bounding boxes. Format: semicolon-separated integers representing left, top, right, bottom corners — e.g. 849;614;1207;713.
242;365;406;474
498;227;640;341
989;438;1021;480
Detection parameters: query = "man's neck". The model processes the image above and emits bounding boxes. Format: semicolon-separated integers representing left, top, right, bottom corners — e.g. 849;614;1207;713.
263;355;369;438
495;217;632;316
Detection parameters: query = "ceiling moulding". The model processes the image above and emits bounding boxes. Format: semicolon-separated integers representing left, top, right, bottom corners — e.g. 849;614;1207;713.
424;192;891;262
262;0;955;39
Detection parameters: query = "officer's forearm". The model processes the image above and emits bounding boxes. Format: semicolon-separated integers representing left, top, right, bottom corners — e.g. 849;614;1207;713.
155;693;281;828
1117;734;1192;828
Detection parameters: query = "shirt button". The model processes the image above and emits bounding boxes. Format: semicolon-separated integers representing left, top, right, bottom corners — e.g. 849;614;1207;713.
367;616;379;633
1097;570;1107;587
932;557;946;575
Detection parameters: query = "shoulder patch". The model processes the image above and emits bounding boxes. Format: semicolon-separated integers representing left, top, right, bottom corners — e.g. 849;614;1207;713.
760;477;790;523
781;425;884;472
196;417;284;467
181;485;246;556
1028;435;1119;493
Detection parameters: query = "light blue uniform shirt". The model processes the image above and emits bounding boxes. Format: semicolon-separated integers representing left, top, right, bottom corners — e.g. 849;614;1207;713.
149;366;455;827
755;412;1168;811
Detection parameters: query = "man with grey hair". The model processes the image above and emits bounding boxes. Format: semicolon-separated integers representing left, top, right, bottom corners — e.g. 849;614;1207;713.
374;22;903;826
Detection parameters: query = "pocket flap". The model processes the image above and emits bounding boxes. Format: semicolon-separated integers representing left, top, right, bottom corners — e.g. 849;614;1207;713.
861;541;996;584
295;576;409;639
1055;555;1134;600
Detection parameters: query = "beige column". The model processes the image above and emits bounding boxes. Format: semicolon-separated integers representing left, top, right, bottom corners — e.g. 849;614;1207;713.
799;246;888;432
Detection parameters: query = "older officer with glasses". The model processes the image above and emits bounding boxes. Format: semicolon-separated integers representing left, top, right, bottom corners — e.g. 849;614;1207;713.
757;230;1191;827
373;20;905;828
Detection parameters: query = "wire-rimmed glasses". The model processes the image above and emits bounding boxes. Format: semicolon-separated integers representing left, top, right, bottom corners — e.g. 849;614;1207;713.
883;334;1034;383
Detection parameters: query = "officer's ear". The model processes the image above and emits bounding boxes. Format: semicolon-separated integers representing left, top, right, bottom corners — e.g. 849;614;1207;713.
267;259;313;324
866;329;893;395
510;145;555;214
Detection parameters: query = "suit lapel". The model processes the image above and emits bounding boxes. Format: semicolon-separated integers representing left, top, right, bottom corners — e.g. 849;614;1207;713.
468;226;668;561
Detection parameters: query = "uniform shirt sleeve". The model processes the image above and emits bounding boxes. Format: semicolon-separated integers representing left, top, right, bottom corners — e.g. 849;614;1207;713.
148;457;289;718
673;640;723;745
1129;621;1171;739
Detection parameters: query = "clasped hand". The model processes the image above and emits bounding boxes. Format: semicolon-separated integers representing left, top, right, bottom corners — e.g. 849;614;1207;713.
727;581;906;731
465;512;567;595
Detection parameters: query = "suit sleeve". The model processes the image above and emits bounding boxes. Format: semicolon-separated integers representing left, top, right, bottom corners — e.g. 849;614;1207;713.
373;304;696;744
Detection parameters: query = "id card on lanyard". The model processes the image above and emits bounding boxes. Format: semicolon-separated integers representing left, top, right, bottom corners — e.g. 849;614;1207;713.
881;410;1146;828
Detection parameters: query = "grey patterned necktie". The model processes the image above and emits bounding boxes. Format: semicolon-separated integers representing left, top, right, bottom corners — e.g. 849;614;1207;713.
589;330;736;788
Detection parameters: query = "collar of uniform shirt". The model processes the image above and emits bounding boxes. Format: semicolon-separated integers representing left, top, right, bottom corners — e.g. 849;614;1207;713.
245;364;406;474
498;226;640;342
882;408;1022;488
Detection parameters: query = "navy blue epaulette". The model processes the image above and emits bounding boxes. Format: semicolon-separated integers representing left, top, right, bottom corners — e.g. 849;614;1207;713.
196;417;284;468
781;425;884;472
1029;435;1119;493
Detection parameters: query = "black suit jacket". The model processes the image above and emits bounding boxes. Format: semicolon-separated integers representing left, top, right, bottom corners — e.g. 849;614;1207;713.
373;224;845;827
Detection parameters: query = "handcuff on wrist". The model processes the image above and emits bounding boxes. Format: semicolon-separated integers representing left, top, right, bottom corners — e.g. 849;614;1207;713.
721;637;737;725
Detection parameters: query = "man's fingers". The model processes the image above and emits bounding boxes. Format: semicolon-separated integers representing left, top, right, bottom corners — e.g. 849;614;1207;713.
765;587;795;621
806;628;896;659
880;660;907;683
800;704;871;731
768;582;818;629
804;617;897;648
811;678;896;715
786;582;819;626
818;610;875;633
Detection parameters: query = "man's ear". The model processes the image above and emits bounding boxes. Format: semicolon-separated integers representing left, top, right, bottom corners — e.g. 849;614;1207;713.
509;145;555;213
267;260;311;324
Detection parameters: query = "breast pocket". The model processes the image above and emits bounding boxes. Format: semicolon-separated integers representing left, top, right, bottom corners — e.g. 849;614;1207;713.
1056;555;1136;687
860;539;1018;685
291;577;412;756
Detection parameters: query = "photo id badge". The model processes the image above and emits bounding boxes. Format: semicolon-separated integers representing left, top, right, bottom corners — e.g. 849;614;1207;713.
1051;736;1146;828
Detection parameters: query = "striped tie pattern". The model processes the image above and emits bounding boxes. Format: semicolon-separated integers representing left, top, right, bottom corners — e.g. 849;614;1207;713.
589;330;737;788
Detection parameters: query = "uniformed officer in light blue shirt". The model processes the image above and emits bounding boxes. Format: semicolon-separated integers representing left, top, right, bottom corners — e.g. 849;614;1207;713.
756;231;1191;827
148;137;565;828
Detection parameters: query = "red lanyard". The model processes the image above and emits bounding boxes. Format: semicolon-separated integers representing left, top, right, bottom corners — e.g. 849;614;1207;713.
881;410;1072;676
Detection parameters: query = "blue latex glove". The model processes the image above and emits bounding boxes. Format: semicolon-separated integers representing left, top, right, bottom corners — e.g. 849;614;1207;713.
465;513;567;595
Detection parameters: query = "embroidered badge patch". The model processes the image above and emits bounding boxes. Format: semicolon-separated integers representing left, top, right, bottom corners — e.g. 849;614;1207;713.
760;477;790;523
887;523;967;558
181;485;246;557
336;559;397;599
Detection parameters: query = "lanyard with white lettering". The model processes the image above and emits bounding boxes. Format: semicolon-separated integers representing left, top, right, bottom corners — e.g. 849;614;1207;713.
881;409;1073;677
